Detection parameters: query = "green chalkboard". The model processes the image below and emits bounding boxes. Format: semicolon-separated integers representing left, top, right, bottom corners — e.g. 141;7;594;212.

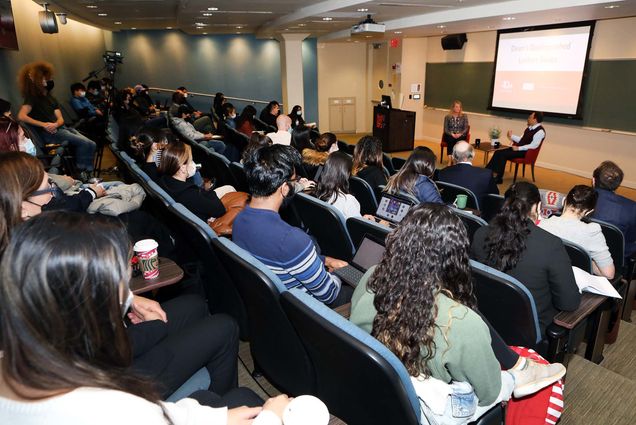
425;60;636;132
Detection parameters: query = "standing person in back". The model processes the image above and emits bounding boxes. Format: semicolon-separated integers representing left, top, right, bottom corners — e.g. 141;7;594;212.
352;135;388;190
442;100;469;161
591;161;636;258
438;141;499;206
486;111;546;184
233;144;352;308
385;146;443;204
16;61;96;180
471;182;580;334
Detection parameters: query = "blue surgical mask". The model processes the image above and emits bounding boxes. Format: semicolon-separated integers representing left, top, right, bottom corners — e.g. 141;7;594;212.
23;138;37;156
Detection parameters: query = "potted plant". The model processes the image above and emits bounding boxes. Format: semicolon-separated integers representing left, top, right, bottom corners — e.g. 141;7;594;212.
489;127;501;145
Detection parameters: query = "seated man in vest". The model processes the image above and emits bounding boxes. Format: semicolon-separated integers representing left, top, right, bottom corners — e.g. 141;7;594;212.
438;141;499;206
487;111;545;184
591;161;636;258
233;144;352;307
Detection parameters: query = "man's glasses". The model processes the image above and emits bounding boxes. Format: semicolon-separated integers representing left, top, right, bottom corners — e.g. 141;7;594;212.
30;179;58;197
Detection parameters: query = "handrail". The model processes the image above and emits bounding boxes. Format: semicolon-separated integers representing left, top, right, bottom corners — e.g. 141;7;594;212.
148;87;279;106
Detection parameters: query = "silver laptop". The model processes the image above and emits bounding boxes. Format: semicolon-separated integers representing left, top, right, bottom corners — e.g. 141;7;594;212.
334;234;386;287
375;193;414;226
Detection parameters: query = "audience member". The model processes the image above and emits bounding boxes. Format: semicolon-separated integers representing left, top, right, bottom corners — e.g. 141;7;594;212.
172;105;226;155
266;114;292;146
0;118;35;154
352;135;388;189
213;92;226;121
69;82;106;140
437;141;499;205
385;146;442;204
442;100;469;161
233;144;352;307
16;61;96;179
114;88;166;153
539;185;614;278
0;211;293;423
487;111;546;184
314;152;364;219
291;125;314;156
86;79;108;111
170;88;214;134
350;204;566;420
471;182;580;333
158;142;230;221
130;126;170;181
259;100;280;129
591;161;636;258
289;104;314;129
236;105;257;137
222;103;237;130
302;131;338;178
132;83;157;117
242;133;272;164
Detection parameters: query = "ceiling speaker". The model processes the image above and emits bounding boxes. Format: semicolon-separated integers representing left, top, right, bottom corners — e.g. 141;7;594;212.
39;10;58;34
441;33;467;50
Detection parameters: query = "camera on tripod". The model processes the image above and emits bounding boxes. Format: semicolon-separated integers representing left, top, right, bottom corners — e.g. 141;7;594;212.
103;51;123;64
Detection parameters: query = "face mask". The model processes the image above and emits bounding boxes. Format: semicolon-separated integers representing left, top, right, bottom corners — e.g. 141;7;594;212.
79;91;86;97
281;181;303;208
328;143;339;154
288;127;293;134
120;289;134;318
186;161;196;178
296;110;302;116
153;149;163;166
183;93;189;98
22;138;37;156
45;80;55;91
229;113;236;119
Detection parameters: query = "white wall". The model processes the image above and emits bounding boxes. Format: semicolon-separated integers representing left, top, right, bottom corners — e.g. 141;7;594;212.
0;1;110;110
401;16;636;188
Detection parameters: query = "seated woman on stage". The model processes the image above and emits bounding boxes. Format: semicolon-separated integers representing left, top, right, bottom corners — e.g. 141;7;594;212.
384;146;443;204
443;100;469;161
352;135;388;190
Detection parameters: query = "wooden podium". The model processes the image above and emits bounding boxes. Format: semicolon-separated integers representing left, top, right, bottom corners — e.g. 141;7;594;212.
372;106;416;153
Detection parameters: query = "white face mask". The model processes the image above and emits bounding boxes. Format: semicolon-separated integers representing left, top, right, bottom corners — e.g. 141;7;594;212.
183;93;189;98
79;91;86;97
186;161;196;178
22;138;37;156
296;110;302;116
328;143;339;154
229;113;236;119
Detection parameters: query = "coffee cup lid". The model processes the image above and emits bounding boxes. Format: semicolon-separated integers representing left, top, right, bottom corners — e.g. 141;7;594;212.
133;239;158;252
283;395;329;425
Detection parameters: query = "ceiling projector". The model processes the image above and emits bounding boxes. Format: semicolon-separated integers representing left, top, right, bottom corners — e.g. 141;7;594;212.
351;15;385;35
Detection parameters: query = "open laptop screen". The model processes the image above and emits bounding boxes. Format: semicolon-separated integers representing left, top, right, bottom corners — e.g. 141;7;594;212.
352;235;386;271
376;193;412;224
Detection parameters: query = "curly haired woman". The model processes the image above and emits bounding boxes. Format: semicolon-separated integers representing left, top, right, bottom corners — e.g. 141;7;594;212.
350;204;566;424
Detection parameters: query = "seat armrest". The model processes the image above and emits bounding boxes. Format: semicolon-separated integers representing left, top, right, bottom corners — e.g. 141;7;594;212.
545;322;568;340
553;293;608;329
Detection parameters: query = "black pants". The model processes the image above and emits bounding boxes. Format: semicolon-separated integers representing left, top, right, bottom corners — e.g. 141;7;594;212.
486;148;526;179
443;133;467;157
189;387;264;408
327;284;354;308
131;295;239;398
477;310;520;369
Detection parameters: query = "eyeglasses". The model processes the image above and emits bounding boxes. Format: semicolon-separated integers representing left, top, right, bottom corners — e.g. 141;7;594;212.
30;179;58;197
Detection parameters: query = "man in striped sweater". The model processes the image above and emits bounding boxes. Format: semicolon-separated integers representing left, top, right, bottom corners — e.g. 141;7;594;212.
233;144;352;307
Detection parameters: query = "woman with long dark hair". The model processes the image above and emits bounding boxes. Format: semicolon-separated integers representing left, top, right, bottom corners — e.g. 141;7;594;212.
539;185;614;279
350;204;566;422
291;125;314;155
259;100;280;129
351;135;387;189
471;182;580;334
235;105;257;137
213;92;226;121
313;152;362;219
384;146;442;204
130;126;170;181
288;105;306;129
0;212;291;423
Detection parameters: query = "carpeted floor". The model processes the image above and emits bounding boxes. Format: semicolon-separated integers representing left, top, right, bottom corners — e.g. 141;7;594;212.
600;320;636;382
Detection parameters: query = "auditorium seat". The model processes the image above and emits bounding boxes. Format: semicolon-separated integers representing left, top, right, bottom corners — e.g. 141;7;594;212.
229;162;249;193
437;180;480;210
480;194;505;223
382;153;396;175
451;207;487;243
211;238;315;396
349;176;378;215
375;185;419;206
440;125;470;163
562;240;593;274
292;192;355;261
391;156;406;171
345;216;391;248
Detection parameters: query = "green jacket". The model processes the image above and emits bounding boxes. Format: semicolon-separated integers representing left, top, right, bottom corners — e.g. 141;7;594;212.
349;266;502;406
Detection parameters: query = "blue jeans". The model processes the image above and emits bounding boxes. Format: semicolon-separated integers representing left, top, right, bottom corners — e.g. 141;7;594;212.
41;126;96;171
201;140;226;155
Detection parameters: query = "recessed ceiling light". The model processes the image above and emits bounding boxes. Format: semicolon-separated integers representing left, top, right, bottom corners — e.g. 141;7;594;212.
604;4;620;8
208;7;218;11
502;16;516;21
298;23;306;27
203;32;208;35
236;32;241;34
357;8;368;12
394;31;402;34
236;26;243;29
131;27;137;30
365;35;372;38
98;13;108;16
195;22;205;26
86;5;97;8
322;17;333;21
114;21;122;25
166;26;172;29
203;13;213;16
437;25;446;28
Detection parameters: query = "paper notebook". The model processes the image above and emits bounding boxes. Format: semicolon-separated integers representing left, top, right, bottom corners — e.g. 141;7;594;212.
572;266;622;299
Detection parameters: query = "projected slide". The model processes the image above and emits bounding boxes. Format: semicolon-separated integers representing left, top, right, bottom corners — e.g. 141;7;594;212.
491;24;594;116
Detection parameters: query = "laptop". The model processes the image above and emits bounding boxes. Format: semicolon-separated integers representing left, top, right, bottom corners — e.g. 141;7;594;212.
334;234;386;287
374;192;414;227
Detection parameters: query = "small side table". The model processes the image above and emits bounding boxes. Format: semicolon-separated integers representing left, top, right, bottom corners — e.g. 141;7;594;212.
130;257;184;295
473;143;509;166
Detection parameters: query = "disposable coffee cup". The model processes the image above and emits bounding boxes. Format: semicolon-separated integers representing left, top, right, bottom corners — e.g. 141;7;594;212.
282;395;329;425
133;239;159;280
454;194;468;209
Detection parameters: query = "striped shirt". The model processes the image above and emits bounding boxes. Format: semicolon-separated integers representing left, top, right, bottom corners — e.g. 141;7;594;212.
233;205;341;304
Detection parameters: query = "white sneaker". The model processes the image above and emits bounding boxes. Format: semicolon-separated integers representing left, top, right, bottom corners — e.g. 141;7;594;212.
509;360;566;398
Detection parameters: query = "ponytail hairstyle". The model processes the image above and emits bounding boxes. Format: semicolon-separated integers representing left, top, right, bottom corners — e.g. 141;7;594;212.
130;126;166;162
483;182;541;271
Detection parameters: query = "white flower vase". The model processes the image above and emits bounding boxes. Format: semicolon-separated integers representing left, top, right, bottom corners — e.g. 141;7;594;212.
490;138;499;146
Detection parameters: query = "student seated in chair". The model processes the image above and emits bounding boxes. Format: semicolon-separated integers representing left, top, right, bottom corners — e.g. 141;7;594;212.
172;105;226;155
385;146;443;204
233;144;353;307
539;185;614;279
350;204;567;423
